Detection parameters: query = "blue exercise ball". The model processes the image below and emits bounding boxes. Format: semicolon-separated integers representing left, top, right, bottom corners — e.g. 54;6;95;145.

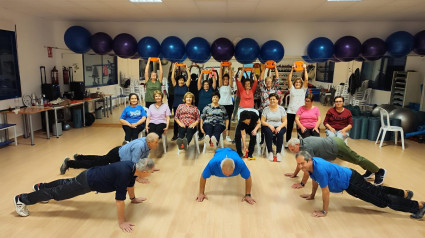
113;33;137;58
307;37;333;62
386;31;414;58
361;38;387;61
90;32;112;55
235;38;260;64
161;36;185;62
413;30;425;55
177;53;187;63
211;38;234;62
334;36;362;62
64;26;91;54
137;37;160;60
260;40;285;63
186;37;210;64
302;55;316;63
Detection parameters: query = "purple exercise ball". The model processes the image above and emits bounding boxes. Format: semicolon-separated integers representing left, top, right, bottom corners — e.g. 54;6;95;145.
90;32;113;55
113;33;137;58
334;36;362;62
413;30;425;55
211;38;234;62
361;38;387;61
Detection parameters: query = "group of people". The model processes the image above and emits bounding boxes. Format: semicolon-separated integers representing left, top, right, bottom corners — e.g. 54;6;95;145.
13;59;425;232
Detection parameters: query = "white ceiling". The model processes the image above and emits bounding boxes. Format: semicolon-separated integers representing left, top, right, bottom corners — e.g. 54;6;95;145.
0;0;424;22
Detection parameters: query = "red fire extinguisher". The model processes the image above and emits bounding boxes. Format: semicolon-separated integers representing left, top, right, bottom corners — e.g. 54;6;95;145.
51;66;59;85
63;67;70;84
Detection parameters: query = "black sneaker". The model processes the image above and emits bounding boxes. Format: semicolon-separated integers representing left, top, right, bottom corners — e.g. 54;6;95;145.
362;170;373;180
73;154;81;160
33;183;49;203
374;169;386;186
410;203;425;219
60;157;70;175
406;190;414;200
14;195;29;217
171;136;178;142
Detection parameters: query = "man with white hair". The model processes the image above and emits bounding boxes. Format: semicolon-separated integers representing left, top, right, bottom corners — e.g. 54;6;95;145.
14;158;155;233
60;133;159;174
285;137;386;186
196;148;256;204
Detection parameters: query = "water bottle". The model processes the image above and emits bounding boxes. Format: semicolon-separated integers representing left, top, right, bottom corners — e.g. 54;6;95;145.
43;94;48;107
14;97;20;110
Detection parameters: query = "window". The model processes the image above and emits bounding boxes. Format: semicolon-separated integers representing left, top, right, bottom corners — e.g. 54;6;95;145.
83;54;117;87
0;29;21;100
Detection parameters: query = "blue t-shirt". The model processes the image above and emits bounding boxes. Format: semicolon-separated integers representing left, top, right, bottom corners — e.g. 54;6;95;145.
309;157;352;193
198;88;213;112
87;161;136;201
119;137;150;163
120;105;147;124
173;85;188;108
202;148;251;179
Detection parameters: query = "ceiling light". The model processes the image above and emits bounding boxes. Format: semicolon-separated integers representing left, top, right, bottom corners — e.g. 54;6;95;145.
129;0;162;3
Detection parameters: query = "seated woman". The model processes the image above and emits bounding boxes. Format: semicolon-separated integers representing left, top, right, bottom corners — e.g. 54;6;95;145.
174;92;200;150
171;63;191;141
120;93;147;143
144;57;163;108
295;94;321;138
324;96;353;140
146;90;171;138
261;93;287;162
236;68;258;109
200;92;229;147
235;109;261;159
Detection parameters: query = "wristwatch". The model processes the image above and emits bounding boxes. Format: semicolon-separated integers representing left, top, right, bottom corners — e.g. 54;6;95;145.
245;193;251;197
321;210;327;215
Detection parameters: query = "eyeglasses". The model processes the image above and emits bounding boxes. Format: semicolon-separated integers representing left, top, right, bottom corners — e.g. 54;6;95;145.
335;101;343;103
305;100;312;102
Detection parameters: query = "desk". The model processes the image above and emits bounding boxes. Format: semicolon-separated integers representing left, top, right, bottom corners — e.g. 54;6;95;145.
1;107;51;145
48;101;85;138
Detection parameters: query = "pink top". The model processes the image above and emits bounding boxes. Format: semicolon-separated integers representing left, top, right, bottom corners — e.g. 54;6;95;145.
296;106;320;129
236;80;258;108
148;103;171;125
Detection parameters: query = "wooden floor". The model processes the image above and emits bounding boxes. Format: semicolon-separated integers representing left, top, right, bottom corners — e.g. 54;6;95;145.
1;103;425;238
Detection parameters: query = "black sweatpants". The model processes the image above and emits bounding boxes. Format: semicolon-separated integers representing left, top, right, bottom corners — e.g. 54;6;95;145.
68;146;121;169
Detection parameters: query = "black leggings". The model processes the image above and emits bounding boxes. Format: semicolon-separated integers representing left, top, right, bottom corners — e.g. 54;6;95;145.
122;124;145;141
148;123;166;138
346;170;419;213
68;146;121;169
297;128;320;138
178;127;197;145
286;113;296;142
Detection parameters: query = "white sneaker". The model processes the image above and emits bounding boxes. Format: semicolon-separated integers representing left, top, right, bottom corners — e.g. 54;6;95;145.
276;153;283;162
226;136;232;142
204;135;210;144
267;152;274;161
14;195;29;217
211;136;217;148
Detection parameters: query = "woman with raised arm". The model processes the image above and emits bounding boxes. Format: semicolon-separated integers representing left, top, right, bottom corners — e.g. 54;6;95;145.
197;69;217;140
170;63;191;141
144;57;163;108
286;63;308;144
236;68;258;109
218;63;234;142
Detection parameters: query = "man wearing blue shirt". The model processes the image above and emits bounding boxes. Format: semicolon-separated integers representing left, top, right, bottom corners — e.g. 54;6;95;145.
14;159;155;232
60;133;159;174
196;148;256;205
295;150;425;220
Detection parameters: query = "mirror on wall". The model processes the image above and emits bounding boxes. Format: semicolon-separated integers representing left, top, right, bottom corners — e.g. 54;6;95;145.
83;54;117;88
360;56;406;91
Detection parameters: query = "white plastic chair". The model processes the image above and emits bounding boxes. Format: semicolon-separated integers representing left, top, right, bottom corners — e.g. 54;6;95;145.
375;108;405;150
202;133;224;154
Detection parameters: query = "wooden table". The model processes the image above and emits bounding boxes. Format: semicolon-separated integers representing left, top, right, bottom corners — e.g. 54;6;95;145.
47;101;86;138
1;107;51;145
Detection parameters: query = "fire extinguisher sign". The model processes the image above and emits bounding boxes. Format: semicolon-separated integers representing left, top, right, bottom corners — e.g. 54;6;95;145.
47;47;53;58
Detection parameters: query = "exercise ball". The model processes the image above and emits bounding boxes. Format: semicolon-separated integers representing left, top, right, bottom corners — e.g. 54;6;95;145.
413;30;425;55
64;26;91;54
90;32;112;55
161;36;185;62
361;38;387;61
63;124;71;131
389;108;419;133
307;37;333;62
211;38;234;62
137;36;160;60
371;104;397;117
113;33;137;58
334;36;361;62
386;31;414;58
177;53;187;63
260;40;285;63
186;37;210;63
302;55;315;63
131;53;140;59
235;38;260;64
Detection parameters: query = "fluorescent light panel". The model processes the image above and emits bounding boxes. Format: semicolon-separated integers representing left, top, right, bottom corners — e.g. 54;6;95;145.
129;0;162;3
328;0;362;1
